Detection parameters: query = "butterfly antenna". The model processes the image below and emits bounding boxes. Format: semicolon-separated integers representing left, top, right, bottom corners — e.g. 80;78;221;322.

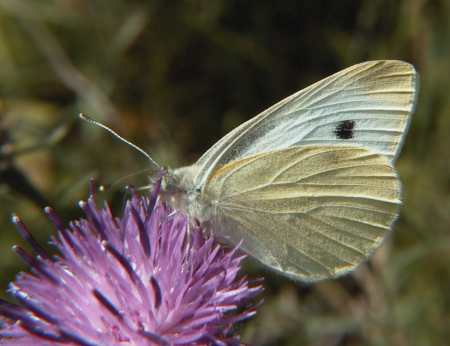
79;113;161;169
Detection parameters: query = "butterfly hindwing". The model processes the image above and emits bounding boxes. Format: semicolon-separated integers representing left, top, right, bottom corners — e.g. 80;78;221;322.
204;145;401;281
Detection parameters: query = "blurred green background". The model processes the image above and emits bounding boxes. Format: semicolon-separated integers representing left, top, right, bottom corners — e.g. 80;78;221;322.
0;1;449;345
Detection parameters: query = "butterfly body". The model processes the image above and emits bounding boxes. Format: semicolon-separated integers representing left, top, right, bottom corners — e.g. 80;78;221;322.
156;60;417;281
161;166;213;223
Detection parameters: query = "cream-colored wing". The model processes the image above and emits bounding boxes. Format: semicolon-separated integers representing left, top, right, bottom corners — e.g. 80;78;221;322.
204;146;401;282
193;60;417;189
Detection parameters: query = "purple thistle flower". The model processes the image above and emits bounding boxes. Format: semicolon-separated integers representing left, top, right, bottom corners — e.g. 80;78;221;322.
0;182;262;345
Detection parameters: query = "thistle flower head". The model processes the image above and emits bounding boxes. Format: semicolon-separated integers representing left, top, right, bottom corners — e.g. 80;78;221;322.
0;182;262;345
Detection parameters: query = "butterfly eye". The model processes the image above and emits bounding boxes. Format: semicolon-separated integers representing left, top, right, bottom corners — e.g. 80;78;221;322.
334;120;355;139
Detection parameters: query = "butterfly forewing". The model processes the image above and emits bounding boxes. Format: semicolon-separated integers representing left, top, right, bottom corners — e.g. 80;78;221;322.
193;60;417;188
204;146;401;281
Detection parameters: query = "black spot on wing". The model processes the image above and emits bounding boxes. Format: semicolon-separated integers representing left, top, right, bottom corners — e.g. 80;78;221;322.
334;120;355;139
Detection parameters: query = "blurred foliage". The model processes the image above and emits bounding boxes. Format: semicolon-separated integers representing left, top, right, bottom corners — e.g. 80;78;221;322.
0;1;449;345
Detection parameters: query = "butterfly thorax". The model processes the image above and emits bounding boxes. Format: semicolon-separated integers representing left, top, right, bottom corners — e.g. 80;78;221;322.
160;165;213;223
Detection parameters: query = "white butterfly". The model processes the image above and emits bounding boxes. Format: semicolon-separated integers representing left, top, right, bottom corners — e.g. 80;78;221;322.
83;60;419;282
